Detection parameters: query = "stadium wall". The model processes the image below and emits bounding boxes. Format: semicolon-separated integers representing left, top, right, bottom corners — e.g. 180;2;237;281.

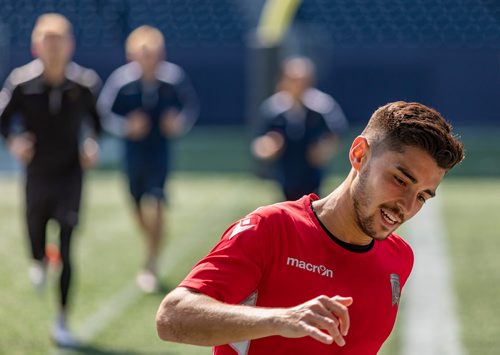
4;45;500;127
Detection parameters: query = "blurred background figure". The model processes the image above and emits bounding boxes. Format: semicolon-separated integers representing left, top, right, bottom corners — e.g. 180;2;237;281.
252;56;347;201
0;13;101;348
98;25;199;294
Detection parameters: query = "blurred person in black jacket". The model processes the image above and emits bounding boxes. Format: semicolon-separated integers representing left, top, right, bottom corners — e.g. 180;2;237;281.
0;13;101;348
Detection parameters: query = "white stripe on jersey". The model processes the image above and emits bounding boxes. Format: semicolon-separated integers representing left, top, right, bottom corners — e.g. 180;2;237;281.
229;291;258;355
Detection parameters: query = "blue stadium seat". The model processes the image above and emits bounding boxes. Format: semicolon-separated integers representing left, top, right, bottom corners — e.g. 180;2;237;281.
294;0;500;48
0;0;498;49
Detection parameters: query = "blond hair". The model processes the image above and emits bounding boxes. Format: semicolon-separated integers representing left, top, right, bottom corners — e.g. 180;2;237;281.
31;13;72;45
126;25;165;57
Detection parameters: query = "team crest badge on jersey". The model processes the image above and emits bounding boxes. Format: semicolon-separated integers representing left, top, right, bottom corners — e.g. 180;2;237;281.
390;273;401;306
229;216;259;239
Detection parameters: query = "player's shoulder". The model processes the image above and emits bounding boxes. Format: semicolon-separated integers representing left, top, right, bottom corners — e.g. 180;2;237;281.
7;59;44;87
66;62;101;91
254;197;298;214
302;88;337;114
385;233;414;260
225;202;295;241
224;197;313;246
105;62;142;89
155;61;186;86
250;197;309;225
261;91;293;118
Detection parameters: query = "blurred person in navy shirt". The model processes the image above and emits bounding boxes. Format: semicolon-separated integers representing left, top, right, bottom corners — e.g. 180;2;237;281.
252;57;348;200
98;25;199;293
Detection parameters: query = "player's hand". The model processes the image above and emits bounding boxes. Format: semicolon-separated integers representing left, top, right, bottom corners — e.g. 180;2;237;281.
126;110;150;140
160;108;183;137
251;131;285;160
80;137;99;169
308;135;339;167
7;132;35;165
276;295;353;346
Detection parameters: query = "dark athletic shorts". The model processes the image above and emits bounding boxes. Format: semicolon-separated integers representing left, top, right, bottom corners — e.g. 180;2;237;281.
25;169;83;230
125;163;167;204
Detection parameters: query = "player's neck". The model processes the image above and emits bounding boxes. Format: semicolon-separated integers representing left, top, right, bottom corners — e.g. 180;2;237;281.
43;65;66;86
313;174;373;246
141;68;157;84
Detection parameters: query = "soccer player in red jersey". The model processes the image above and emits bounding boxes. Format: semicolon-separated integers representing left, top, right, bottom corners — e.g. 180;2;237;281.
155;101;464;354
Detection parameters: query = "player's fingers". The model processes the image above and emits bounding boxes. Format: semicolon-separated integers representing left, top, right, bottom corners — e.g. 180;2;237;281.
328;296;353;336
299;322;334;345
301;309;345;346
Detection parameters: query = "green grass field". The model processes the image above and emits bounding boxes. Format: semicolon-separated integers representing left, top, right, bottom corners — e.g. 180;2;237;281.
0;172;499;354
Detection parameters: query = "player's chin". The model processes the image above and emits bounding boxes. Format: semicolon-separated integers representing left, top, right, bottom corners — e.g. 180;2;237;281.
372;227;396;241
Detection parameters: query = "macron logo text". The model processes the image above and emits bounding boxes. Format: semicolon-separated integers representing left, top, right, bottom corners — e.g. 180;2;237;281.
286;257;333;278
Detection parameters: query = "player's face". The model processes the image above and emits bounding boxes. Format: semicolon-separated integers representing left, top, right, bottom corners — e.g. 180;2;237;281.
279;74;312;103
36;33;73;66
352;145;446;240
134;48;163;77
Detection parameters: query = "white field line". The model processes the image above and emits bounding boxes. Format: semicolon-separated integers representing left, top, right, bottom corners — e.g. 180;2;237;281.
78;212;214;342
53;226;202;355
401;196;464;355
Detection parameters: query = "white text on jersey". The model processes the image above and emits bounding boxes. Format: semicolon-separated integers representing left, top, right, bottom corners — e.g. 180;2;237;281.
286;257;333;278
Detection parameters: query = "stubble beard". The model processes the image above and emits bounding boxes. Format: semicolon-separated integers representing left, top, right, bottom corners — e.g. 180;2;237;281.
352;166;392;241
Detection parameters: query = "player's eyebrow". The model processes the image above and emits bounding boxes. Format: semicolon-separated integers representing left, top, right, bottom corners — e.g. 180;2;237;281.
397;166;436;198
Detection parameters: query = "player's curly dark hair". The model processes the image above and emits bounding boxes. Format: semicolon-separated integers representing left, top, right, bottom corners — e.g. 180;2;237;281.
362;101;464;170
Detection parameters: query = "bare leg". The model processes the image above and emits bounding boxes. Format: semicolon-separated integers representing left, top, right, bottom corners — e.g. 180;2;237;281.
133;197;165;292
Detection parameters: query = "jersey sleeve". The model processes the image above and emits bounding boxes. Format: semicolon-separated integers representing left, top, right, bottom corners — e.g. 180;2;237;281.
172;70;199;134
392;234;414;289
82;81;103;138
97;67;133;137
303;88;348;134
400;241;414;288
179;213;273;304
0;73;22;140
156;62;199;135
257;95;286;136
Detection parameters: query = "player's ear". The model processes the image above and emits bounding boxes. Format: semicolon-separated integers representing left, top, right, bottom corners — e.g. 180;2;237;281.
349;136;369;172
31;42;40;57
126;50;135;63
67;35;75;57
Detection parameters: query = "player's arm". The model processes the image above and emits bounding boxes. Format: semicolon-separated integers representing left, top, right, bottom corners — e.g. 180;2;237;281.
80;80;103;169
251;97;287;161
0;74;20;140
97;67;133;138
156;286;353;347
159;70;199;138
307;133;339;167
251;130;285;160
0;78;36;164
170;67;199;135
84;69;103;138
306;93;348;167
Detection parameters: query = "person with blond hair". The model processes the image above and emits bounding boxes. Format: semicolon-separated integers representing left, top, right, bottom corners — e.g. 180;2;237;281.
98;25;199;293
0;13;101;347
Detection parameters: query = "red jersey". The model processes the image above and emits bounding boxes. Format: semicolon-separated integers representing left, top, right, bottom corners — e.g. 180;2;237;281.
180;194;414;355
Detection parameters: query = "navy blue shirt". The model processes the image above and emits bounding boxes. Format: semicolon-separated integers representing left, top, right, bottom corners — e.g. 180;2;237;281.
259;88;347;190
98;61;199;170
